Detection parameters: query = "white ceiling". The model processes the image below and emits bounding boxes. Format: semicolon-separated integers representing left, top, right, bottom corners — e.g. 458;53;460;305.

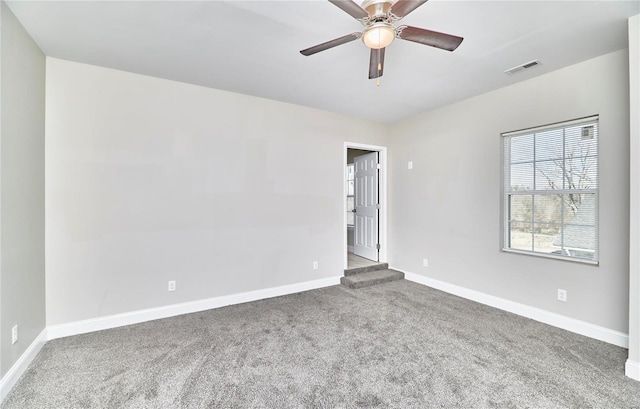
7;0;639;123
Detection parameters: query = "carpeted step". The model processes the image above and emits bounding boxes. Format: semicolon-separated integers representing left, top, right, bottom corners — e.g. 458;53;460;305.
340;269;404;289
344;262;389;276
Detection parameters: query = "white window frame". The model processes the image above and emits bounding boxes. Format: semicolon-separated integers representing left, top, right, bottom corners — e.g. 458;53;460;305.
502;116;599;264
346;163;355;227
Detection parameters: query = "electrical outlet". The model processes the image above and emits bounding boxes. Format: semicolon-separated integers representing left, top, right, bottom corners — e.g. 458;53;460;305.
12;325;18;345
168;280;176;292
557;289;567;302
423;258;429;267
408;161;413;170
313;261;319;270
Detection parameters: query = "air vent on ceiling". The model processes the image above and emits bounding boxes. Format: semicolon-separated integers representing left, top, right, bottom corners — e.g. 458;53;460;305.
504;60;542;75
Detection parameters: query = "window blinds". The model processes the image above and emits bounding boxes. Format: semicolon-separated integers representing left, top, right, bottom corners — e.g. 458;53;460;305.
502;116;599;263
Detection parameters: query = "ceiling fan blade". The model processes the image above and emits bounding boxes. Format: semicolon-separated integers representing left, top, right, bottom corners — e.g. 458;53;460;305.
328;0;369;20
397;25;463;51
369;48;385;79
300;32;361;56
389;0;429;19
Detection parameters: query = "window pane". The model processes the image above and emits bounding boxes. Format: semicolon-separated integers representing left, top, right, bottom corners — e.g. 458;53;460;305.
535;160;563;190
510;133;534;163
533;226;560;254
347;164;354;179
533;195;562;253
565;157;598;190
509;222;533;251
565;124;597;159
558;225;597;259
346;196;355;226
535;129;564;161
562;193;596;225
553;195;596;258
534;194;562;224
510;163;534;191
346;163;355;227
509;195;532;222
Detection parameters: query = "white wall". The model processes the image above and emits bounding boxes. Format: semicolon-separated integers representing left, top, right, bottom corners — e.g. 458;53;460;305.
0;1;46;378
389;50;631;333
45;58;389;326
627;14;640;380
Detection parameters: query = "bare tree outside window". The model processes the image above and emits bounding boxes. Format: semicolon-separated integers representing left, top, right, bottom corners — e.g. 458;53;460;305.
503;117;599;263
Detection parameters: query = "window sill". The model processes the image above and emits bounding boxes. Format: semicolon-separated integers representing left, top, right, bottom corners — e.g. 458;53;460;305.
502;248;599;266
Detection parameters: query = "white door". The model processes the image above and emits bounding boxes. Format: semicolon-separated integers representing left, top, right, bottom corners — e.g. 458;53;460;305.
353;152;379;261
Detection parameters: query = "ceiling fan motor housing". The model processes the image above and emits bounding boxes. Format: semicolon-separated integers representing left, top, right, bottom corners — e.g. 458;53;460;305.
361;0;394;22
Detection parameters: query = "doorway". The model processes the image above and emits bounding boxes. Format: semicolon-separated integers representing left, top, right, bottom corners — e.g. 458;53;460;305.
344;143;387;270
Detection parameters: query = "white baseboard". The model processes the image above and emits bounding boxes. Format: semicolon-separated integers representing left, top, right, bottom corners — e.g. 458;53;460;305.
3;276;342;401
2;270;635;403
626;359;640;381
398;269;629;348
347;245;354;253
47;275;341;340
0;329;48;402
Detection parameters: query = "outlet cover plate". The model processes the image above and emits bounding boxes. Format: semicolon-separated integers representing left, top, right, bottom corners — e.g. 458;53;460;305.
557;289;567;302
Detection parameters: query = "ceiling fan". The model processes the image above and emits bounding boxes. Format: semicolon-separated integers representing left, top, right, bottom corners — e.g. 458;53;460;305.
300;0;463;82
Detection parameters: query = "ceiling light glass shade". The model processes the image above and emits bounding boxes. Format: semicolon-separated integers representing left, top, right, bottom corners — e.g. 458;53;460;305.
362;23;395;49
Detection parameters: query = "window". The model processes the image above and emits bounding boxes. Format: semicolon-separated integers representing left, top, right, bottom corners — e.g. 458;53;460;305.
502;116;599;263
346;163;355;226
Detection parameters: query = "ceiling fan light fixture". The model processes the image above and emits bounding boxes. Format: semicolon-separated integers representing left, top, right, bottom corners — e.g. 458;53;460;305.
362;23;395;49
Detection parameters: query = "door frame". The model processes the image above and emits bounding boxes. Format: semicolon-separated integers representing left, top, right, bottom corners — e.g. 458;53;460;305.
344;142;388;269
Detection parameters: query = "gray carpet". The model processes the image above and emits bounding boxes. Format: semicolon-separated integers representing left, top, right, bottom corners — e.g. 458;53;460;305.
3;280;640;408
